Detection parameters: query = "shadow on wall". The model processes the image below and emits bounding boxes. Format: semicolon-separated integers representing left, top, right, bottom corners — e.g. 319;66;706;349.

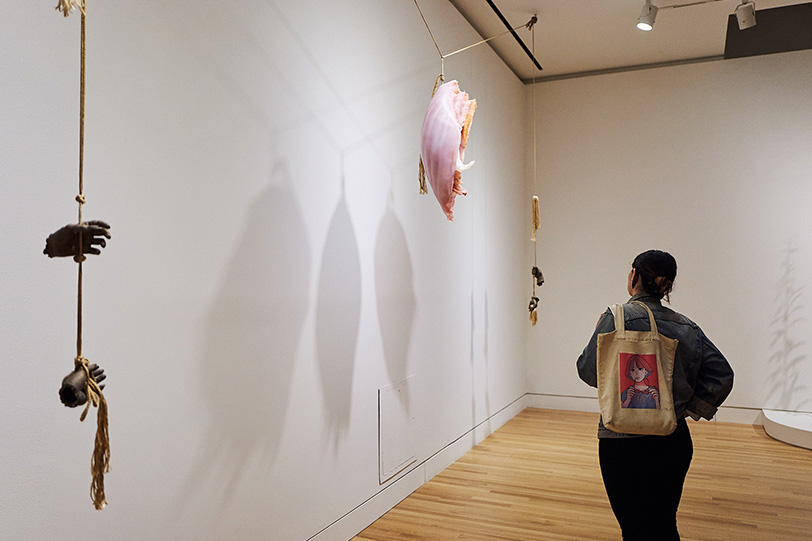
767;242;811;412
470;288;492;434
181;163;311;505
317;174;362;445
375;196;416;400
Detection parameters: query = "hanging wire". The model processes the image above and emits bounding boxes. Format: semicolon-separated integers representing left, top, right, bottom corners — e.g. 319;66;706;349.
532;17;538;257
412;0;536;63
441;19;536;59
413;0;442;59
532;17;537;227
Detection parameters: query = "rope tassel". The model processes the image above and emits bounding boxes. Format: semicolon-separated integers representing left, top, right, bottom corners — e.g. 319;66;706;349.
56;0;84;17
76;356;110;509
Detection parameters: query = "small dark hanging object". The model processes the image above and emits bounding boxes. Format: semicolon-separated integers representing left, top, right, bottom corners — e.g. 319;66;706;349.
44;221;111;260
60;362;106;408
532;266;544;287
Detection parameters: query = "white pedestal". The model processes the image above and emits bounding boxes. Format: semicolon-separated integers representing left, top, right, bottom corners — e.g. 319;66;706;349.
762;409;812;450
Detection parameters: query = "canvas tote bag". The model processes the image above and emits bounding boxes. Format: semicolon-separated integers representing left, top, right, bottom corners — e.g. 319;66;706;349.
596;301;679;435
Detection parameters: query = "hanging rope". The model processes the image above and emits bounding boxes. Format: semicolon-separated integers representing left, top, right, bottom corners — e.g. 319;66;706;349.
413;0;535;63
529;17;543;326
530;20;538;249
412;0;442;60
75;355;110;508
530;196;541;325
58;0;110;510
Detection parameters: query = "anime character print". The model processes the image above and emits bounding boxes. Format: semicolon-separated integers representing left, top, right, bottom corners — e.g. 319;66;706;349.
620;354;660;409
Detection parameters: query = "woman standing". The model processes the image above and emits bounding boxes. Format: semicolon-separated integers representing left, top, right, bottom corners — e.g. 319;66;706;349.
577;250;734;540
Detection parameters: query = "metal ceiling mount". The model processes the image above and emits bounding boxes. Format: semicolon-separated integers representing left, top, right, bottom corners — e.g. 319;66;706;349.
485;0;543;71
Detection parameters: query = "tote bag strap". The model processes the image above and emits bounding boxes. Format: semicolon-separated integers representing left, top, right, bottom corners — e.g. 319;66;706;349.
613;301;660;338
630;300;660;337
612;303;627;339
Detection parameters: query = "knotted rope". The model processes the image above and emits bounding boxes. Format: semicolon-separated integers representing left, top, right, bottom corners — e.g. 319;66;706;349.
57;0;110;510
75;356;110;509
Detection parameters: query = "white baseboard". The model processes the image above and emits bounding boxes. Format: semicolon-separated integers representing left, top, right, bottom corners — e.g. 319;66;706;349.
714;407;763;425
524;394;600;413
308;464;426;541
308;395;528;541
524;393;765;426
309;394;785;541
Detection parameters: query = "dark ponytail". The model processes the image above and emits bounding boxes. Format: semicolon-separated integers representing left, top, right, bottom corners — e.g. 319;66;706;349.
632;250;677;302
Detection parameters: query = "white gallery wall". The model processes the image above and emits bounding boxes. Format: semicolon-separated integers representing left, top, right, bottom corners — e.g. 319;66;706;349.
5;1;812;539
527;49;812;419
0;1;529;540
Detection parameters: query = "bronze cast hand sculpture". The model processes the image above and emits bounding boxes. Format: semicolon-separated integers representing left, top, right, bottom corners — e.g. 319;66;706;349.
44;221;111;259
59;363;107;408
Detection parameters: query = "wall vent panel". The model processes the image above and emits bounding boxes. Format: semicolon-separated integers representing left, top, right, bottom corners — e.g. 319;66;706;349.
378;376;416;484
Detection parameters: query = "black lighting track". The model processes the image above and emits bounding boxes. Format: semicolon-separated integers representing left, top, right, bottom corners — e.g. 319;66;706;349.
485;0;543;71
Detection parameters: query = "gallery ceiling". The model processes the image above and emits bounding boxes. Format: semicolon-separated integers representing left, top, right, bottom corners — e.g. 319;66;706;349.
447;0;808;82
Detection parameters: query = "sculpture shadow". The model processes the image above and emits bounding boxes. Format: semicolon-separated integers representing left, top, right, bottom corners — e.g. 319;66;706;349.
766;243;811;412
374;201;416;401
316;180;362;445
181;163;311;506
470;287;492;433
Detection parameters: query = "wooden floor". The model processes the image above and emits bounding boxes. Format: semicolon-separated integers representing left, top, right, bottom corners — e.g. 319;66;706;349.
354;408;812;541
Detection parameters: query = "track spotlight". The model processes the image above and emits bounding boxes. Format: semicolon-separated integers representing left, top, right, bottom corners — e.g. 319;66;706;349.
637;1;658;31
735;1;756;30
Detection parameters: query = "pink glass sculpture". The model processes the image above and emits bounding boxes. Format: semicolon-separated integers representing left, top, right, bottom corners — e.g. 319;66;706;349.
420;80;477;221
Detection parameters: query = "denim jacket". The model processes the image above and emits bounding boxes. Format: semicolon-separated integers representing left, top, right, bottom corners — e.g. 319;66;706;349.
577;293;734;438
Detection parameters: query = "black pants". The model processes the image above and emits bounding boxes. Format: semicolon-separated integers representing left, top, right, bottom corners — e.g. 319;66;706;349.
598;418;693;541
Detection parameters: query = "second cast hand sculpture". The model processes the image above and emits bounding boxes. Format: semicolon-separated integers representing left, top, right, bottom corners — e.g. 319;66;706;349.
420;80;477;221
